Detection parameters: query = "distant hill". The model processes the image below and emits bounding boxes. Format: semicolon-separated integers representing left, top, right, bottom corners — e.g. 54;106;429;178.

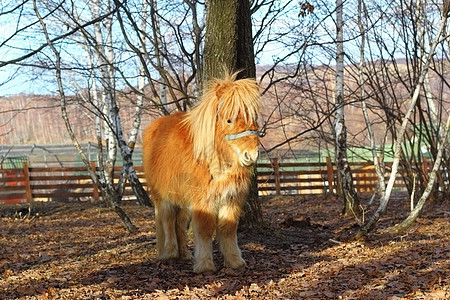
0;80;381;156
4;63;444;158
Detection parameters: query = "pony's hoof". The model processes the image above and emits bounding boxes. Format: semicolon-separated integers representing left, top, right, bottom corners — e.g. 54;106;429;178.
179;250;193;261
224;257;246;270
159;248;179;260
193;260;217;273
159;255;178;262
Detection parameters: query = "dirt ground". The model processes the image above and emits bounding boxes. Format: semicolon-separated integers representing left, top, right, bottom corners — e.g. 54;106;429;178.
1;194;449;299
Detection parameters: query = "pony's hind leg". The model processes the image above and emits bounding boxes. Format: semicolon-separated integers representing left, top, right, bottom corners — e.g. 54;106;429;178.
192;208;217;273
176;207;192;260
217;204;246;270
152;192;166;258
157;199;179;260
154;206;165;257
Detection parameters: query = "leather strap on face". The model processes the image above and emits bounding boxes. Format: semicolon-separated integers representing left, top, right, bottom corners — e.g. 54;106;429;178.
225;130;260;141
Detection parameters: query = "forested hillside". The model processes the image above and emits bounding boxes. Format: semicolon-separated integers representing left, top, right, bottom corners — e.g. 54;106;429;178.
2;62;449;157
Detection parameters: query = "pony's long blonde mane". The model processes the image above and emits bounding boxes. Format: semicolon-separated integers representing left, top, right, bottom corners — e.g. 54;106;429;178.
183;72;261;162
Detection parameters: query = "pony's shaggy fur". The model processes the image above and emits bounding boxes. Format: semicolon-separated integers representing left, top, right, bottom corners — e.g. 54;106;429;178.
142;72;261;273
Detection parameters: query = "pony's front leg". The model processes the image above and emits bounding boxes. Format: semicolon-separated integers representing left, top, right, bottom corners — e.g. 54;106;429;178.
192;209;217;273
217;204;246;270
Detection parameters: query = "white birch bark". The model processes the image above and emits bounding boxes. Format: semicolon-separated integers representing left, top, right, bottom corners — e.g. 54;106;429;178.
72;3;106;183
334;0;360;216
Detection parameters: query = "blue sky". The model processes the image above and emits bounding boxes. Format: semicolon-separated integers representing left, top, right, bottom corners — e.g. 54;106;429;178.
1;0;434;97
0;0;310;97
0;67;52;96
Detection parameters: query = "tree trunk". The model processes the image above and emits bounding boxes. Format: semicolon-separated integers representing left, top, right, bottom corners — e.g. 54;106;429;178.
203;0;263;227
203;0;256;82
101;184;138;232
119;140;151;207
390;109;450;233
334;0;361;217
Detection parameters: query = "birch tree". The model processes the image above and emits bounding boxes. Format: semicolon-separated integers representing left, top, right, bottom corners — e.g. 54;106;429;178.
32;0;154;231
334;0;360;217
1;0;205;229
356;2;449;238
390;107;450;233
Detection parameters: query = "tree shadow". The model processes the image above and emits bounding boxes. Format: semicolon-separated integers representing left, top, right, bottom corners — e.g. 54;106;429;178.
57;214;338;298
1;195;448;298
286;235;449;299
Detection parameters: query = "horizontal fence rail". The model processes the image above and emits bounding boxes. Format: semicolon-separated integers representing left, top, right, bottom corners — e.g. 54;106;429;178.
0;162;145;204
257;158;412;196
0;158;432;204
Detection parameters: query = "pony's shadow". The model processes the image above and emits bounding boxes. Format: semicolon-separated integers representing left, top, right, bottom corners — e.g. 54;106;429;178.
79;251;283;297
78;224;332;297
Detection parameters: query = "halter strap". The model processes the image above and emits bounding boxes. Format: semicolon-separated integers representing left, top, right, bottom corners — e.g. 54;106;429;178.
225;130;260;141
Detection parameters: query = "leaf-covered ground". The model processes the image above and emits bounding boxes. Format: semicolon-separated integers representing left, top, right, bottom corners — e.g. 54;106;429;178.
1;194;449;299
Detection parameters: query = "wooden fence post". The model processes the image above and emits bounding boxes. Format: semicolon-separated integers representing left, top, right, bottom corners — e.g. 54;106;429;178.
90;161;100;201
23;162;32;203
326;156;334;195
273;158;281;196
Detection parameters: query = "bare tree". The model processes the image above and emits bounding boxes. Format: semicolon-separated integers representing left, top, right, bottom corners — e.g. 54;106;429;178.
33;0;147;231
391;106;450;233
3;0;450;238
356;0;386;208
334;0;361;217
114;0;204;112
356;1;449;238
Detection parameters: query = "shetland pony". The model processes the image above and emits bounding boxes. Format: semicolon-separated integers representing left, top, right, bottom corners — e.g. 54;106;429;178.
142;72;261;273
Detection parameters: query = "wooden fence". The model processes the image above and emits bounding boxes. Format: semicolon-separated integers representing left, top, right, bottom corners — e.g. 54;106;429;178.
0;162;139;204
257;157;417;195
0;158;429;204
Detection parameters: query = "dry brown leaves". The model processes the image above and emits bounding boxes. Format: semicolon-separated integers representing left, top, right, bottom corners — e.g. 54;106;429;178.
1;195;449;299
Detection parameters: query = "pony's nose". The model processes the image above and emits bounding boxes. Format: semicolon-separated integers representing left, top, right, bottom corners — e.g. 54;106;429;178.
241;150;258;166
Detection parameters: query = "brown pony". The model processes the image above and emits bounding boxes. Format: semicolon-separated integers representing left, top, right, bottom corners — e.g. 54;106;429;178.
142;72;261;273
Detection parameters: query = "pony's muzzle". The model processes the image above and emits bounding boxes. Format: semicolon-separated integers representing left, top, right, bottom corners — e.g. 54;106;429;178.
240;149;258;166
